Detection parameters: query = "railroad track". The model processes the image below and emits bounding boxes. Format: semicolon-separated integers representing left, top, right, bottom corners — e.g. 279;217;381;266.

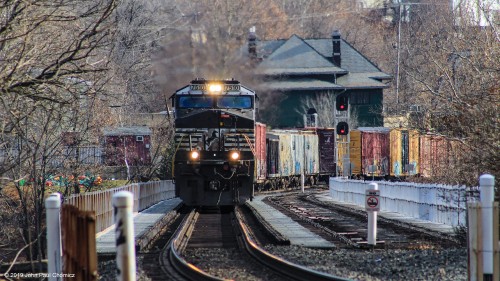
167;206;349;281
265;191;462;249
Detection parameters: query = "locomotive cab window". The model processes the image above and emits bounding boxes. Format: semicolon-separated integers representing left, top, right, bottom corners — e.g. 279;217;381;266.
178;96;213;108
217;96;252;109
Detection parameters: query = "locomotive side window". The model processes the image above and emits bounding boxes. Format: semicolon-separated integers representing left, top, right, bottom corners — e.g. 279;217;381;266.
178;96;213;108
217;96;252;109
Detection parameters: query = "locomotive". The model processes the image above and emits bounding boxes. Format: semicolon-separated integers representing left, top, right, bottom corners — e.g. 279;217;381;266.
172;78;256;206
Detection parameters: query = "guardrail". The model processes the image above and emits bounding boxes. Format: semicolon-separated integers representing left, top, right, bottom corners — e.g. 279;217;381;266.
64;180;175;233
329;178;479;227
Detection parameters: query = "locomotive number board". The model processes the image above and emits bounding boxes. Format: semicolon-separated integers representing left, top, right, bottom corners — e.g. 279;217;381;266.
190;84;241;91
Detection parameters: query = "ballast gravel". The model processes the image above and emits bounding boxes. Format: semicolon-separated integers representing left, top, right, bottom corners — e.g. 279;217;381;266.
98;245;467;281
178;245;467;281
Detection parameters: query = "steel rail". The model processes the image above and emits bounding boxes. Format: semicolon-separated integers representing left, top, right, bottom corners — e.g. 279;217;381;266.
168;209;230;281
235;206;352;281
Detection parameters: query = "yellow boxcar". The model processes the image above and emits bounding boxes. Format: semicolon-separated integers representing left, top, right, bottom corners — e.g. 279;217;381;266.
389;129;419;176
349;130;362;175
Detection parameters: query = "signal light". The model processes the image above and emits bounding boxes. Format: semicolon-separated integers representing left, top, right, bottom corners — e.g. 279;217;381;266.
336;122;349;135
336;95;348;111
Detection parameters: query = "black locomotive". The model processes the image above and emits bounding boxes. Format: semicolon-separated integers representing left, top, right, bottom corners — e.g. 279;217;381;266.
172;78;256;206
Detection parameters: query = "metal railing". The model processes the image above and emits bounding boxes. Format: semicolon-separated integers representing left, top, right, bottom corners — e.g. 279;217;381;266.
64;180;175;233
329;178;479;227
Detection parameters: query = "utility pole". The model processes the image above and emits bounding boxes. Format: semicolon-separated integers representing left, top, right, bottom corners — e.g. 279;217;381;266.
396;3;402;104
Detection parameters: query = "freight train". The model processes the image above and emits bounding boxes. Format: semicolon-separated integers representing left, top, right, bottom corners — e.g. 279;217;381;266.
172;78;456;206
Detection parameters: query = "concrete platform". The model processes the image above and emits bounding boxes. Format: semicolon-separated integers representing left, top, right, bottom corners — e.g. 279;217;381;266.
247;195;335;248
314;192;455;235
96;197;182;254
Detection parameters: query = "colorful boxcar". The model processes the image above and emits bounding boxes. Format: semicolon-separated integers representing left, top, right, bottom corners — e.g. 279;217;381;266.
348;127;390;177
389;129;419;176
264;130;320;186
419;134;451;178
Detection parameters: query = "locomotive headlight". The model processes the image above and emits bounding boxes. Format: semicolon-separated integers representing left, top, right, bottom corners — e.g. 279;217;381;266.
208;83;222;94
230;151;240;161
190;150;200;160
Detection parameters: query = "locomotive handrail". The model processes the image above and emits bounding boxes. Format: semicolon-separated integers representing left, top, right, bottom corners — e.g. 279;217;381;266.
235;207;352;281
171;134;185;178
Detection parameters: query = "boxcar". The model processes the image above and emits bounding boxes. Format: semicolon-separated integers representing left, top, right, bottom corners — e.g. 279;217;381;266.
348;127;390;178
419;134;452;178
389;129;419;177
315;128;336;181
264;130;319;188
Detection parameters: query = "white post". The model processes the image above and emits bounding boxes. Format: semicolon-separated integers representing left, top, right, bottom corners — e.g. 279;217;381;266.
480;174;495;281
45;193;62;281
367;183;379;245
301;173;305;193
113;191;136;281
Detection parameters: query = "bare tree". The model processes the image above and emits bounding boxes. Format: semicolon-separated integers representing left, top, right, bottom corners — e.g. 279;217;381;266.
397;1;499;185
0;0;117;267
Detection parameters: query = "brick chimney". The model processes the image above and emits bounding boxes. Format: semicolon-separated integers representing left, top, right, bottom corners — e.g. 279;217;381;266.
248;26;257;61
332;30;341;67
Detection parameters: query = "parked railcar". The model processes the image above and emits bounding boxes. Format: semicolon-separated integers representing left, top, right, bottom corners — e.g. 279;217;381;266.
389;129;419;177
304;128;336;182
172;79;256;206
262;130;319;189
419;134;452;178
347;127;391;178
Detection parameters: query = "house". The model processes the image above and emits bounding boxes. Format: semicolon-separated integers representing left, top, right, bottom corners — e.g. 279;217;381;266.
246;29;391;128
103;126;152;166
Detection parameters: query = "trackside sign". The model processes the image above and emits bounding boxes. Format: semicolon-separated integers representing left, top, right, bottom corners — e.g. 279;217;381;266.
365;189;380;211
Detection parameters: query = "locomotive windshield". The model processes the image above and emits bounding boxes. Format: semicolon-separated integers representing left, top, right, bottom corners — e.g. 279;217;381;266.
178;96;213;108
217;96;252;109
177;95;252;109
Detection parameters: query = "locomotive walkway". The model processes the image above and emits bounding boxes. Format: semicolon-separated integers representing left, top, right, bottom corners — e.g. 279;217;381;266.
96;197;182;254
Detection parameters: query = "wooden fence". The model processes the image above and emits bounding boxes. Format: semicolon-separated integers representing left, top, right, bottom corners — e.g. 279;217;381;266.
64;180;175;233
62;204;97;281
468;202;500;281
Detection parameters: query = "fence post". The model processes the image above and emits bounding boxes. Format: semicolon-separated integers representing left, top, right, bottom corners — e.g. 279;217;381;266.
480;174;495;281
113;191;136;281
45;193;62;281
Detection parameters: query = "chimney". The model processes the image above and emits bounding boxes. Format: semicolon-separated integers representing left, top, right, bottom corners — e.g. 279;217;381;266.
332;30;341;67
248;26;257;61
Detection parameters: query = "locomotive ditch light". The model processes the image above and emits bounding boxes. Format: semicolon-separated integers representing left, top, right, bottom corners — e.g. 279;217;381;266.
208;83;222;94
230;151;240;161
190;150;200;160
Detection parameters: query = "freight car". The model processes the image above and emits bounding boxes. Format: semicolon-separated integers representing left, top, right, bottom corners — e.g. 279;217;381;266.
345;127;391;179
257;129;320;190
172;78;256;206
